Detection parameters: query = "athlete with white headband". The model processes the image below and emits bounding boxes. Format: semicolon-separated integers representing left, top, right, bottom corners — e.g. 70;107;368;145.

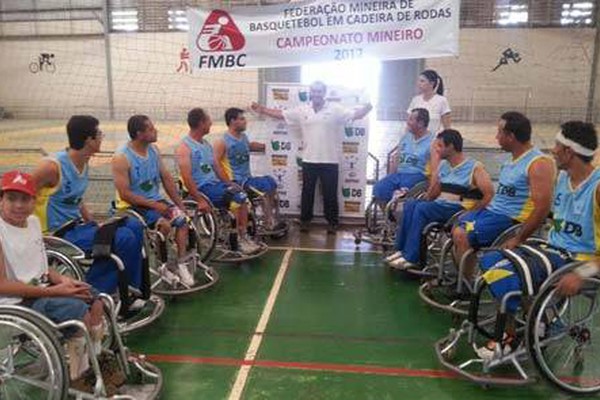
475;120;600;360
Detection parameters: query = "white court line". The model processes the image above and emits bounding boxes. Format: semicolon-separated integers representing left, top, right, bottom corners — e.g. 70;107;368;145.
269;245;382;254
227;248;293;400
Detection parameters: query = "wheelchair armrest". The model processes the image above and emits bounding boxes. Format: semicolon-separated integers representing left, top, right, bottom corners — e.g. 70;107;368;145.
101;215;127;228
50;218;82;238
116;208;148;228
43;236;86;258
442;210;467;232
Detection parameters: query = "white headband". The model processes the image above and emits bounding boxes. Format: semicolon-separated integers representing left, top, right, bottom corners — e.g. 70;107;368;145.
555;131;596;157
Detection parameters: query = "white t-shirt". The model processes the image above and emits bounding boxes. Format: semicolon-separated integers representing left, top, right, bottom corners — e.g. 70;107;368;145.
407;94;451;134
0;215;49;305
282;102;354;164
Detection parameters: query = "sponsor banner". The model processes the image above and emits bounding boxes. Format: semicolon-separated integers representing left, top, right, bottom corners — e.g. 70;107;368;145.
188;0;460;70
261;83;369;217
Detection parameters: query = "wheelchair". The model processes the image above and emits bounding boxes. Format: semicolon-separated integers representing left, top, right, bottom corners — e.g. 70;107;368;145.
354;181;429;250
117;208;220;296
182;196;269;264
44;218;165;335
0;294;163;399
394;209;467;279
434;245;600;394
245;184;289;239
418;222;526;317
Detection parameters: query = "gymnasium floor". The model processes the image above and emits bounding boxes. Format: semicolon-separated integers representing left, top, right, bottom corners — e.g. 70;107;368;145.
0;119;578;399
122;228;573;399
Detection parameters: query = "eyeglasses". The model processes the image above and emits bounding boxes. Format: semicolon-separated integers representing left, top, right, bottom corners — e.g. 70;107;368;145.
94;130;105;139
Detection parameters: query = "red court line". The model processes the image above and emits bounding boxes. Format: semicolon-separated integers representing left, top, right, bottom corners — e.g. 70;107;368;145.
147;354;459;380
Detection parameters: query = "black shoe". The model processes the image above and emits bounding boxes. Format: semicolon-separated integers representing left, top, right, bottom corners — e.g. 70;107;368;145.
327;224;338;235
299;221;310;233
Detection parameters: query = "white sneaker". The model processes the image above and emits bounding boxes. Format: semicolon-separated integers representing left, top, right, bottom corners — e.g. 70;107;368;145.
176;263;195;287
129;298;147;311
384;251;403;263
475;336;516;362
389;257;410;269
239;237;260;255
158;265;179;286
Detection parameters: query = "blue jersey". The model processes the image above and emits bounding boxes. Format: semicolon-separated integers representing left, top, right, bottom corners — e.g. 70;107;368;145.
487;148;548;222
396;132;432;177
436;158;479;209
220;133;251;183
182;136;219;188
115;143;162;210
35;150;88;232
549;169;600;260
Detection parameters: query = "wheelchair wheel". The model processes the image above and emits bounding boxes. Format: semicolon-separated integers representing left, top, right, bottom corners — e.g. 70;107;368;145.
187;206;218;262
46;249;85;280
364;197;382;234
527;277;600;394
0;307;68;400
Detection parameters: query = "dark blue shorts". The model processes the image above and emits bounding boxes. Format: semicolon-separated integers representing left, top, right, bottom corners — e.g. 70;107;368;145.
480;244;571;313
200;181;248;209
373;172;426;203
458;208;516;249
242;176;277;195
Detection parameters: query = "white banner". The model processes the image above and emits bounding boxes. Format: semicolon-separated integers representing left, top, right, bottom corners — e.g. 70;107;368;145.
250;83;369;218
188;0;460;70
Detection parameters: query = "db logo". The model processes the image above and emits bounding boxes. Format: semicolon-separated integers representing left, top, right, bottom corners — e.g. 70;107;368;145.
197;10;245;51
271;140;292;152
344;127;366;138
342;187;362;198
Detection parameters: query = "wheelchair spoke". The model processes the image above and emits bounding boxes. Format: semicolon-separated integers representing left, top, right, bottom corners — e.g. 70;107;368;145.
10;373;54;393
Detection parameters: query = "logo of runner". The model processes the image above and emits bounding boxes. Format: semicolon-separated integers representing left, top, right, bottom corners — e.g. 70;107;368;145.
196;10;245;52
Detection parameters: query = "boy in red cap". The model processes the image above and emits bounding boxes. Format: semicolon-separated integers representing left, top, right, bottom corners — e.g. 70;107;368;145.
0;170;105;382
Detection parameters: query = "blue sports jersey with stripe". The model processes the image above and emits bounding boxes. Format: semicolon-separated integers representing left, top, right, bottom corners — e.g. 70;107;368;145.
487;148;548;222
115;143;162;209
436;158;479;208
35;150;88;232
396;132;432;177
549;169;600;259
221;133;251;183
182;136;219;188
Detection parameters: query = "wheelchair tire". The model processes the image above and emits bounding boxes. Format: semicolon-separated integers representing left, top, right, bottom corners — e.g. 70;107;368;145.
46;248;85;281
527;276;600;394
190;209;218;263
0;307;69;400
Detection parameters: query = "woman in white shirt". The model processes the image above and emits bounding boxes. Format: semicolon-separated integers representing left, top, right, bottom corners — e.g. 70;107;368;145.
407;69;452;134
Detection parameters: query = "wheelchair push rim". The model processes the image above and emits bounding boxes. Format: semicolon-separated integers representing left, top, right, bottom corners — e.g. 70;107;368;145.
528;277;600;394
0;308;68;400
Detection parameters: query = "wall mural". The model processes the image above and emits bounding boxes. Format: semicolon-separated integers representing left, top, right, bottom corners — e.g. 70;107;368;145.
491;47;521;72
29;53;56;74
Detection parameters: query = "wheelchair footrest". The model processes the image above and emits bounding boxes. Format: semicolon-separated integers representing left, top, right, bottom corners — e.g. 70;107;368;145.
434;324;536;387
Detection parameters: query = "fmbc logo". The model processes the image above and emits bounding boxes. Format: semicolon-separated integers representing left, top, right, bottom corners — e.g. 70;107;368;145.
197;10;244;51
196;10;247;69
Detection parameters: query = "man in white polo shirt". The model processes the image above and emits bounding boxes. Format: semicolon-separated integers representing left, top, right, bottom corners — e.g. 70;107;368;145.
252;81;372;233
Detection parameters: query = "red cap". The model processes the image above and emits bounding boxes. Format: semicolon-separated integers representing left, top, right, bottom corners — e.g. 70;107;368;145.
1;170;36;197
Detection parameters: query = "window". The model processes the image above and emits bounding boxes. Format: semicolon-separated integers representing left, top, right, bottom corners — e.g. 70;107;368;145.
111;8;138;32
168;8;188;31
495;1;528;26
561;2;594;26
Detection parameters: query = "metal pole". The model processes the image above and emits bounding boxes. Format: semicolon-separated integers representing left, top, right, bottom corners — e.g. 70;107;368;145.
102;0;115;120
585;6;600;123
